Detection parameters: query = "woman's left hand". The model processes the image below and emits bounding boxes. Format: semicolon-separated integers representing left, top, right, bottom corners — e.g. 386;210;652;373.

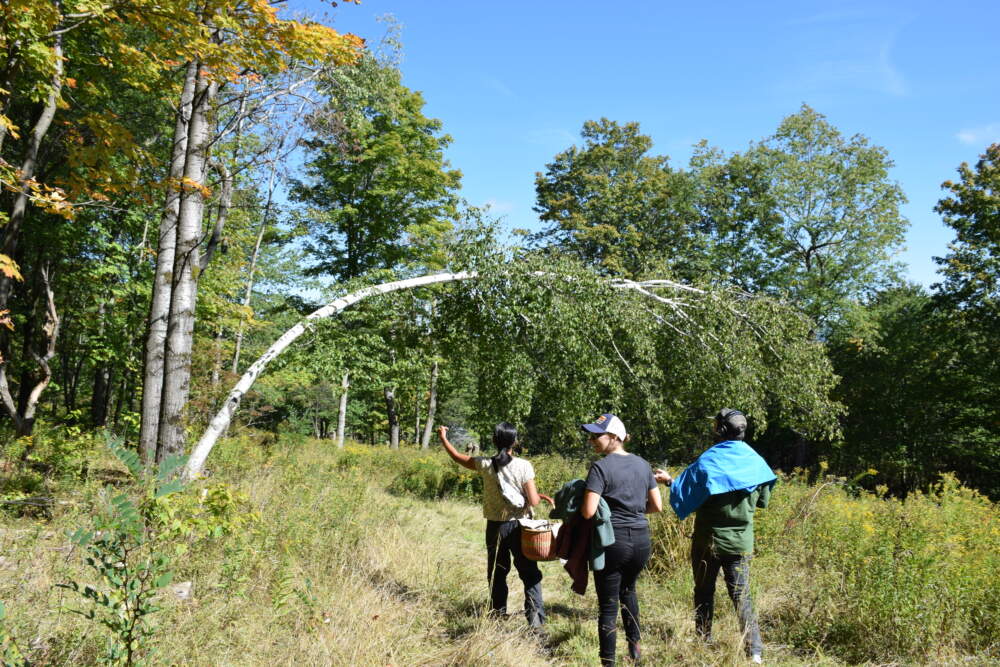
654;468;673;485
539;493;554;506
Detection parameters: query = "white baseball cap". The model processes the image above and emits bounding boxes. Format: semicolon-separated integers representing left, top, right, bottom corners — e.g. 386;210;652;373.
581;413;628;441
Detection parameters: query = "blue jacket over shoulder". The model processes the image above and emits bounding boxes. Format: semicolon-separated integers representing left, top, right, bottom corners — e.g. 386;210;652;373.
669;440;776;520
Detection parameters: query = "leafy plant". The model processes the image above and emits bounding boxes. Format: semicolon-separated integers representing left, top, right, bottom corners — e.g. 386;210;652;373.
57;436;188;666
0;601;28;666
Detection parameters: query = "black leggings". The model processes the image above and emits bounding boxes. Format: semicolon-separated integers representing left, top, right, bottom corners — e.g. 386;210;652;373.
593;524;651;666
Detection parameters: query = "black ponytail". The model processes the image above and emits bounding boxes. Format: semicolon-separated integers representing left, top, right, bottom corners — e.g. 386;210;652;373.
490;422;518;472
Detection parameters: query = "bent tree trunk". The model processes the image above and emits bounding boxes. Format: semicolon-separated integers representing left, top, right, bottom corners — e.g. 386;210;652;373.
183;272;700;480
184;271;475;479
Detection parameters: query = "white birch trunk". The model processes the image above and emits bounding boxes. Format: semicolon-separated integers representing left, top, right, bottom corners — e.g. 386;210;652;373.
157;70;217;462
139;61;198;464
184;271;475;479
232;167;275;374
336;371;348;448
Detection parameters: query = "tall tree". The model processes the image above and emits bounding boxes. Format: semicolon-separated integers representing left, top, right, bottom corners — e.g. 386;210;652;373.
292;49;461;281
694;105;908;328
933;143;1000;318
925;143;1000;496
137;3;362;462
532;118;704;279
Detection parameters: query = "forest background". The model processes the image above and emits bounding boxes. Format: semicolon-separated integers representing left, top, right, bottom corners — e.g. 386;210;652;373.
0;0;998;664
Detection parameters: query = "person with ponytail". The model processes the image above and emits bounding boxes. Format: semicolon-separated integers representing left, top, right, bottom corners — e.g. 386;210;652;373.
438;423;552;627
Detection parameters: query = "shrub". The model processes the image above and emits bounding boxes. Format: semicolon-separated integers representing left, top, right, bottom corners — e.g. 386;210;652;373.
734;474;997;662
57;436;189;666
386;454;481;501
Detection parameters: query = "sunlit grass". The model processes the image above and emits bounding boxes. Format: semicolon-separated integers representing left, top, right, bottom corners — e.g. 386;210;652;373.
1;433;997;665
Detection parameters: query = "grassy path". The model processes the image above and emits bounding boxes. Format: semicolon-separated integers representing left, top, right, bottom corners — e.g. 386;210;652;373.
323;484;783;666
0;441;845;665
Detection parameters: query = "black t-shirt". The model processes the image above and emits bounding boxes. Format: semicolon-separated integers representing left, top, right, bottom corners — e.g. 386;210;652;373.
584;453;656;529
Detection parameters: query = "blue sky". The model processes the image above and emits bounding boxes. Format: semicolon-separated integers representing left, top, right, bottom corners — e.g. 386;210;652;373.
294;0;1000;287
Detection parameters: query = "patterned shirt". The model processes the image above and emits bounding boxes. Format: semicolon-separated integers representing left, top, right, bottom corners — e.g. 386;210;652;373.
474;456;535;521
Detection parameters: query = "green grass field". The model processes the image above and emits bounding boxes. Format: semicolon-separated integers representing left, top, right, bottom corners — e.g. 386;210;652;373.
1;434;998;665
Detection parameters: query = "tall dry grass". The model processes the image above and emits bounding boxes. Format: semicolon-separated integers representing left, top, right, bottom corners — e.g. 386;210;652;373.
2;433;998;665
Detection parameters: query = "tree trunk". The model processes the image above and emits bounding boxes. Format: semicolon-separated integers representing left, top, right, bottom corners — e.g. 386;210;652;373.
414;394;420;446
184;271;476;478
210;326;223;387
232;167;274;374
420;360;439;449
0;266;59;437
139;60;198;464
157;69;217;462
112;375;126;428
384;386;399;449
336;371;348;449
91;364;111;426
91;301;109;426
199;160;232;272
0;34;63;311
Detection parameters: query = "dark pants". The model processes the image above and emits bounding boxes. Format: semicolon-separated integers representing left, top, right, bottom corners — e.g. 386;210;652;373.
485;520;544;626
593;525;651;666
691;543;763;656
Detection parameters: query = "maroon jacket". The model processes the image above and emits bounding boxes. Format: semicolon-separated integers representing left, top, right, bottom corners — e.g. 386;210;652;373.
555;513;596;595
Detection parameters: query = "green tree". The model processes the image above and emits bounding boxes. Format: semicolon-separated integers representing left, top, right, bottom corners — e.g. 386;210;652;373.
531;118;704;279
694;105;908;328
827;284;1000;498
933;143;1000;317
293;49;461;281
922;143;1000;497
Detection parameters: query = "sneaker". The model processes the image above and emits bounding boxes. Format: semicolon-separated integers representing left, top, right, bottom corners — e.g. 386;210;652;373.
750;654;763;664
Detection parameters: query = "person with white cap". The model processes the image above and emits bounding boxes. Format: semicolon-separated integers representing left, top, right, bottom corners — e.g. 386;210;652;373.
579;413;663;666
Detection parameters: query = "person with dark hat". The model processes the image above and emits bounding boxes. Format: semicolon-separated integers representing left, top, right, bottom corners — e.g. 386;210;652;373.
653;408;775;664
579;413;662;666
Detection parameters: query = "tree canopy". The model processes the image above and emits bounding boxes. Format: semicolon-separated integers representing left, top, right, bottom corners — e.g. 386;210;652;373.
293;47;461;281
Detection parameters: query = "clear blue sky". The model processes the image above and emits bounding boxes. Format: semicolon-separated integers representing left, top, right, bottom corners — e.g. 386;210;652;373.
293;0;1000;287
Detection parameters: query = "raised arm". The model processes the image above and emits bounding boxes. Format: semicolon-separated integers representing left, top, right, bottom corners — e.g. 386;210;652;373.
522;479;542;507
438;426;476;471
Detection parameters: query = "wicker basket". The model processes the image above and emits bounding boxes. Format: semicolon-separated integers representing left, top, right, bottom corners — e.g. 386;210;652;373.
520;522;560;561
